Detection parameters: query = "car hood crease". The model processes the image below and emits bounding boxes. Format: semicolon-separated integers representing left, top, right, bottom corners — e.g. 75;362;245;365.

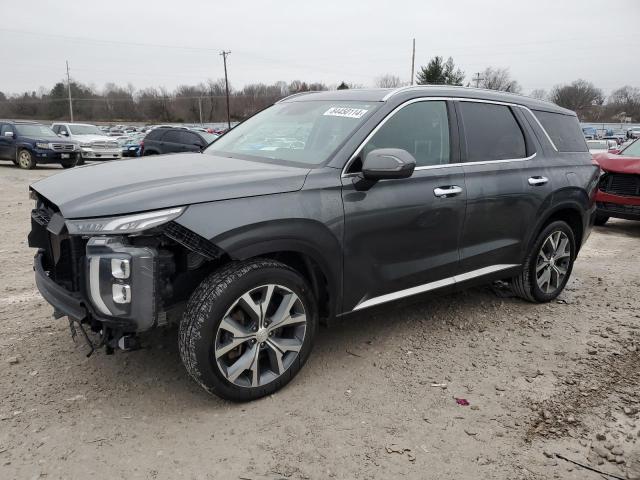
31;153;311;218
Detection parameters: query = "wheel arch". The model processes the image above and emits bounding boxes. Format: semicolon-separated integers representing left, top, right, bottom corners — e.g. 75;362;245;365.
526;202;585;259
211;219;343;322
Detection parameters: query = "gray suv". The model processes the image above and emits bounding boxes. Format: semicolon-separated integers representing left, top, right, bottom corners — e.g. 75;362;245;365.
28;86;598;401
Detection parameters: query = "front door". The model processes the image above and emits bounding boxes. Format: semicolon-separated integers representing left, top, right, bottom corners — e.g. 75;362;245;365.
341;100;466;312
0;124;16;160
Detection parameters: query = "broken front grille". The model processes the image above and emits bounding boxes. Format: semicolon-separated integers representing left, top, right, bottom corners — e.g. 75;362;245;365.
600;173;640;197
29;207;86;292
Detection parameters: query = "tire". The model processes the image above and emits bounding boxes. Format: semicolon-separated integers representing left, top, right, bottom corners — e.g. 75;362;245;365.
594;214;609;226
512;220;576;303
60;157;79;169
17;149;36;169
76;155;85;166
179;259;318;402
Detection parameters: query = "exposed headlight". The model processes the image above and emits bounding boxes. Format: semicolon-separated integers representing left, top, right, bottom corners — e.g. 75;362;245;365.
66;207;185;235
35;142;50;149
80;143;92;151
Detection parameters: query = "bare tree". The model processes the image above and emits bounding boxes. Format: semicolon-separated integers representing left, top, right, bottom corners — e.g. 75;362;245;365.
606;85;640;121
530;89;548;101
550;79;604;120
375;74;402;88
479;67;522;93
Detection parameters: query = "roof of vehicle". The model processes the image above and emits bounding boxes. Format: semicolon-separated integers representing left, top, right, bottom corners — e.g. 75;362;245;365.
279;86;575;116
0;119;40;125
51;122;97;126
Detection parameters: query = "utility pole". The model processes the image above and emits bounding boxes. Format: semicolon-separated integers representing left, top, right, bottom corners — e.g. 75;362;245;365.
198;95;203;125
66;60;74;122
410;38;416;86
220;51;231;129
473;72;484;88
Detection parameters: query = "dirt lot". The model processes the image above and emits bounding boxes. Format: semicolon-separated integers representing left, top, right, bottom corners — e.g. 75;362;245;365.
1;164;639;480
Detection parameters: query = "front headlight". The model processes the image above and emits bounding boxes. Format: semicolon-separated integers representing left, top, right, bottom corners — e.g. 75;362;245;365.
35;142;50;149
80;143;92;151
66;207;185;235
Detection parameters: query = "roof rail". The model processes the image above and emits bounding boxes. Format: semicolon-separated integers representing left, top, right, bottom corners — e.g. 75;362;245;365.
276;91;321;103
382;84;536;102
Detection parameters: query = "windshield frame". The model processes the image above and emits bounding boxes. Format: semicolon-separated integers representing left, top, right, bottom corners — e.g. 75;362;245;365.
203;100;381;168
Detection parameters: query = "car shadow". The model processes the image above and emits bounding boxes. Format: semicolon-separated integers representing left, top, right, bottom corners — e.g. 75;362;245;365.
87;284;506;410
0;162;62;171
594;218;640;238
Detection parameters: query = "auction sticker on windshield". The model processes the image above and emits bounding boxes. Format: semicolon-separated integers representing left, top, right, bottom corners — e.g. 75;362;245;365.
323;107;369;119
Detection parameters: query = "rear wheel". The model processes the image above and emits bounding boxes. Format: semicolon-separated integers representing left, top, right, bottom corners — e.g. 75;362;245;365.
594;214;609;226
512;221;576;303
17;149;36;169
179;259;318;402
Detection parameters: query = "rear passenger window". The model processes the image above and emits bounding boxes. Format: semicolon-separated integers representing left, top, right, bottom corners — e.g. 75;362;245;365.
362;100;450;168
532;110;588;152
162;130;183;143
459;102;526;162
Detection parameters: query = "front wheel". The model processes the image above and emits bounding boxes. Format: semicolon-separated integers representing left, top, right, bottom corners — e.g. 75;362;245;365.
512;221;576;303
179;259;318;402
60;156;79;169
17;149;36;169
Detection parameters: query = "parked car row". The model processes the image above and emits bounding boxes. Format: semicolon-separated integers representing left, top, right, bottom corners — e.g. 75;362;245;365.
0;120;224;169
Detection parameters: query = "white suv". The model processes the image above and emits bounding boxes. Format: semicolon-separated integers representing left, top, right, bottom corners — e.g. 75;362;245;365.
51;123;122;162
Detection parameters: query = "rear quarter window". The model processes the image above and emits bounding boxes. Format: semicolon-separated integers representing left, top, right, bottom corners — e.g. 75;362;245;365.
532;110;588;152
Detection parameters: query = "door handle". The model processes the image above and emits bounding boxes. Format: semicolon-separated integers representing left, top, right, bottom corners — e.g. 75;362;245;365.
528;176;549;186
433;185;463;197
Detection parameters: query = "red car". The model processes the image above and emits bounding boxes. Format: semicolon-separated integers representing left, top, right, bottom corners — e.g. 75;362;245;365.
593;139;640;225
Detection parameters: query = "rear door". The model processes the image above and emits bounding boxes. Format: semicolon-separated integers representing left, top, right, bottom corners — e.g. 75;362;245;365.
341;99;467;311
180;131;205;152
455;100;553;273
159;130;184;153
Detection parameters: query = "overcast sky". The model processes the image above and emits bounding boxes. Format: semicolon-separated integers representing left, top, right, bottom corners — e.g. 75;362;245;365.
2;0;639;97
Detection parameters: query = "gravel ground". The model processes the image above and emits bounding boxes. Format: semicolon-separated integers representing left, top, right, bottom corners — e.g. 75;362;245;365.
1;164;639;480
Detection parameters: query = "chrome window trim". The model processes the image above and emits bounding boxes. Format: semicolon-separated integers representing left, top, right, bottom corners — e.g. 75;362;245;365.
341;96;556;177
352;264;520;311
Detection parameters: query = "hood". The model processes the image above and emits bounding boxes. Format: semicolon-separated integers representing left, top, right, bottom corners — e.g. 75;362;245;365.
593;153;640;175
31;153;310;218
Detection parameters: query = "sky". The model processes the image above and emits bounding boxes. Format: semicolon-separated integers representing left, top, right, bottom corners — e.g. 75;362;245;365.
2;0;639;97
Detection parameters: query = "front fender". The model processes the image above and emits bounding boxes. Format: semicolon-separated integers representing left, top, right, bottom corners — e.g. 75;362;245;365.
175;189;344;312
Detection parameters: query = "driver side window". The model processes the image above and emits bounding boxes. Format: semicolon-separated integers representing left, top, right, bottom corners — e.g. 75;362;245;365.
359;100;450;169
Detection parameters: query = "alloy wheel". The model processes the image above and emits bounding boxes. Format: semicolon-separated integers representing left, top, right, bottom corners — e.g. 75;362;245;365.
214;284;307;388
535;230;571;294
18;151;31;169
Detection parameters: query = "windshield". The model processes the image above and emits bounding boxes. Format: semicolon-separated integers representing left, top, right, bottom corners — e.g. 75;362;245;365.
621;139;640;156
15;124;58;138
69;124;103;136
204;100;378;166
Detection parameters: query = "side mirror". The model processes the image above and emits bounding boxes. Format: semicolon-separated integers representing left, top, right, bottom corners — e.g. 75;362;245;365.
362;148;416;180
4;131;14;138
353;148;416;191
60;131;69;136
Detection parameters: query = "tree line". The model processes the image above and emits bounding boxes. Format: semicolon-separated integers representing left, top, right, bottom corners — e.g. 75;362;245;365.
1;56;638;123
